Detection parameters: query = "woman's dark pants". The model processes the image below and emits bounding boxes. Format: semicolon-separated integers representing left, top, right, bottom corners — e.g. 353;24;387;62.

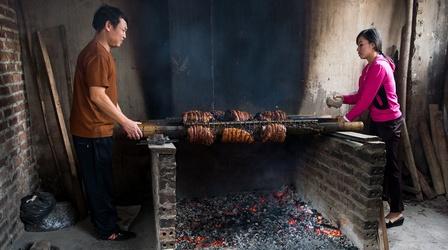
370;117;404;213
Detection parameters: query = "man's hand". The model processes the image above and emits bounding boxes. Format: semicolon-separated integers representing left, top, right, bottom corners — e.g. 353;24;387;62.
121;119;143;140
326;95;343;108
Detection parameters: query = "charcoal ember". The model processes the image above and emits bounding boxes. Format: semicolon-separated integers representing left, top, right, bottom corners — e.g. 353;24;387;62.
187;125;215;145
211;110;225;121
221;128;254;144
224;110;252;121
182;110;214;124
261;124;287;143
176;186;356;250
255;110;287;121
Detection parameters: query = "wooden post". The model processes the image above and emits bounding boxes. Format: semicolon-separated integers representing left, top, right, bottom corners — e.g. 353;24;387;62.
417;170;436;199
396;0;414;116
419;122;445;195
378;203;389;250
36;31;87;218
429;104;448;198
58;25;73;106
402;121;423;200
18;0;66;191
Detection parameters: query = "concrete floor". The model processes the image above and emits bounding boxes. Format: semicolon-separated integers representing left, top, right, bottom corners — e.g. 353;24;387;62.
14;202;157;250
14;197;448;250
388;196;448;250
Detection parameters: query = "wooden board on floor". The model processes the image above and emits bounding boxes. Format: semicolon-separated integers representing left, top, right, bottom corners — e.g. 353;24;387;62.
331;131;380;143
36;31;87;218
419;122;446;195
429;104;448;198
402;121;423;201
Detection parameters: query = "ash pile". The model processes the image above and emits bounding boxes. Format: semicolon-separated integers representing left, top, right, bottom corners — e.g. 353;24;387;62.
176;185;357;249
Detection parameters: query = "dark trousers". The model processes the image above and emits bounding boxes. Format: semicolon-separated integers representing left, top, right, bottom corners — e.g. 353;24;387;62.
73;136;118;237
370;117;404;212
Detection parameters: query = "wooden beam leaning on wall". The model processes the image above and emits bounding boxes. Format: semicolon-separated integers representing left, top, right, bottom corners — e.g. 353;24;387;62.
36;31;87;218
401;121;424;200
419;121;446;195
429;104;448;198
18;1;65;191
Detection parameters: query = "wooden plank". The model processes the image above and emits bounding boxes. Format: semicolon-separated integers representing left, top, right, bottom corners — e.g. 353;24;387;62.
332;131;379;143
378;203;389;250
418;170;436;200
429;104;448;198
402;121;423;200
36;31;87;218
402;184;418;194
18;0;66;188
419;122;445;195
58;25;73;106
396;0;414;116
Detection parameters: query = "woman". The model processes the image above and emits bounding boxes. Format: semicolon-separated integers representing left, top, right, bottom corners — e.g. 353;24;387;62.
327;28;404;228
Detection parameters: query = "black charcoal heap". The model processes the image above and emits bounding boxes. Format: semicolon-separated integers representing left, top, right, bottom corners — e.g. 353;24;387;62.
176;185;357;250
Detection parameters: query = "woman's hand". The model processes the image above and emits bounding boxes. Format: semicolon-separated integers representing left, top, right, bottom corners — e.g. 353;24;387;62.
336;115;349;123
326;95;343;108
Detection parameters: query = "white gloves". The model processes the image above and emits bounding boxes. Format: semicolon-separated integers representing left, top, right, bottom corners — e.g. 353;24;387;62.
326;96;343;108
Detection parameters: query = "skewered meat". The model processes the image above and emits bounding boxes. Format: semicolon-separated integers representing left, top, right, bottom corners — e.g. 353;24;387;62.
182;110;214;124
187;125;215;145
255;110;287;121
224;110;252;121
221;128;254;144
261;124;286;143
211;110;225;121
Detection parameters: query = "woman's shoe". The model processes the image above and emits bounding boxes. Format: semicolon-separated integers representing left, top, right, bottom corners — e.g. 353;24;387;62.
385;216;404;228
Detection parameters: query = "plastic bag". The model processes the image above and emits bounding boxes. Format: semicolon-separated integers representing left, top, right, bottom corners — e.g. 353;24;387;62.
28;201;77;232
20;192;56;225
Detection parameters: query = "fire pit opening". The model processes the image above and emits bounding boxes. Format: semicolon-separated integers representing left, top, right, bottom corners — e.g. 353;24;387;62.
148;133;385;249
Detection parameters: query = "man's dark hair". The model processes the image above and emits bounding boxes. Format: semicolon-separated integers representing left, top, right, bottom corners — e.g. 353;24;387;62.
356;28;383;54
92;4;128;32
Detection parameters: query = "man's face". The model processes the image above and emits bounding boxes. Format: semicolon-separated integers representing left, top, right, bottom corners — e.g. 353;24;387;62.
106;17;127;48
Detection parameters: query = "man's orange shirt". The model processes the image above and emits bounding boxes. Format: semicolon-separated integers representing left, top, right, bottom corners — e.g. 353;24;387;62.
70;41;118;138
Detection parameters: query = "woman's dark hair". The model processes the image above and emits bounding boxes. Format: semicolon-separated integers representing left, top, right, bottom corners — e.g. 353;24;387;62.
92;4;128;32
356;28;383;55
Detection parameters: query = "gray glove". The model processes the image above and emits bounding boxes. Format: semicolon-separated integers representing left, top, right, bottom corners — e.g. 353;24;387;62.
326;96;343;108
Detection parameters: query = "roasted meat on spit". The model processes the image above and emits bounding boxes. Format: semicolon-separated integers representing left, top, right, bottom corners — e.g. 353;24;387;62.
261;124;287;143
221;128;254;144
187;125;215;145
224;110;252;122
255;110;287;121
182;110;214;124
211;110;225;121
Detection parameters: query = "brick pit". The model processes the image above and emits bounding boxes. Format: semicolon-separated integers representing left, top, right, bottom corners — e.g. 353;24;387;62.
148;134;385;250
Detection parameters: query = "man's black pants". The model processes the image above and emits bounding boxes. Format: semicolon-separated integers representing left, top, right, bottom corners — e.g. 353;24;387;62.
73;136;118;237
370;117;404;213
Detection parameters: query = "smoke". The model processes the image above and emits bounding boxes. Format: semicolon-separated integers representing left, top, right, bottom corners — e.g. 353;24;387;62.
134;0;309;118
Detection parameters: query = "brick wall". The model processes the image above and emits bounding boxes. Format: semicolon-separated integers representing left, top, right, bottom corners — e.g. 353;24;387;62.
0;0;39;249
294;135;385;250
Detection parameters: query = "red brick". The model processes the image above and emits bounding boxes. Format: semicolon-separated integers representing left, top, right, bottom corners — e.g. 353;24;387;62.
3;41;19;51
13;102;24;113
0;18;17;30
0;86;9;95
7;116;17;127
9;84;23;94
2;8;16;20
0;51;13;61
0;30;18;40
0;95;13;107
0;74;14;84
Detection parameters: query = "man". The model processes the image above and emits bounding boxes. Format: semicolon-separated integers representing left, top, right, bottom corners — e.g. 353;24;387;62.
70;4;142;241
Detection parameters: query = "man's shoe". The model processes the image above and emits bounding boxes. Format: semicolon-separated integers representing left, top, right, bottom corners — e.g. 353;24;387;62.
385;216;404;228
102;230;137;241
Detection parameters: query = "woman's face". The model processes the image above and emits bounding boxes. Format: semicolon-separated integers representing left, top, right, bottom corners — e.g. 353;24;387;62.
356;36;375;59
